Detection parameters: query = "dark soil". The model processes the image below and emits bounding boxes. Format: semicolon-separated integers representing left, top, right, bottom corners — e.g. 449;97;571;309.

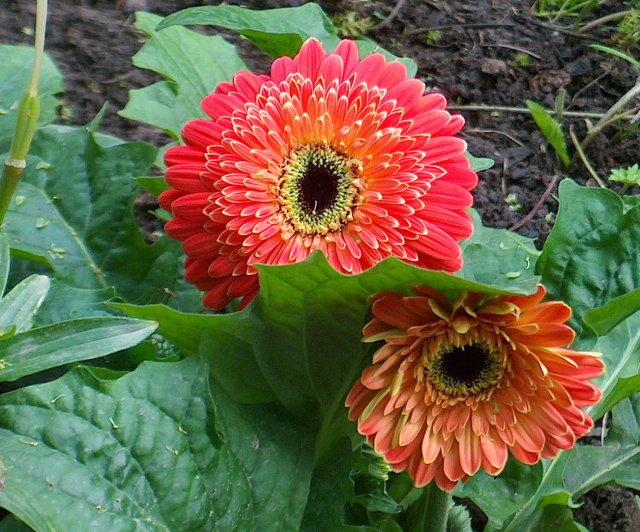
1;0;639;530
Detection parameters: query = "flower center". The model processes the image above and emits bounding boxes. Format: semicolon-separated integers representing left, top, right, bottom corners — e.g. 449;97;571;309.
277;145;363;236
427;341;504;398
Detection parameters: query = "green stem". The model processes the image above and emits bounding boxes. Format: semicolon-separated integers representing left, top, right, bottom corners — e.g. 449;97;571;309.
0;0;47;226
413;483;451;532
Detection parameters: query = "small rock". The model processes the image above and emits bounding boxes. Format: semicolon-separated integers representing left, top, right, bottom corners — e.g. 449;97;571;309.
480;58;508;76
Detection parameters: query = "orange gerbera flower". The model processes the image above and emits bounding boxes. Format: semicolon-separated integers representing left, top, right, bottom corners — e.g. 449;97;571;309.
346;285;604;491
160;38;477;310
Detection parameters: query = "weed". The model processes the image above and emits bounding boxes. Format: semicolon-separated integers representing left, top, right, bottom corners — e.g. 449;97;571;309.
609;163;640;194
331;11;375;38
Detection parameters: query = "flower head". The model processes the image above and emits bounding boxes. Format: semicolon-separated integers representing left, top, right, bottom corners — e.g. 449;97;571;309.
346;285;604;491
160;38;477;309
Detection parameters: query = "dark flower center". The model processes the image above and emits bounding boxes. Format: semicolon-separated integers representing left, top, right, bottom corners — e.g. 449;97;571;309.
428;341;503;397
299;156;341;216
278;146;363;236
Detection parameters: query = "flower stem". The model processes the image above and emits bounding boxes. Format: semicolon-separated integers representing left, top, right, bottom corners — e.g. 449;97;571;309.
0;0;47;227
412;483;451;532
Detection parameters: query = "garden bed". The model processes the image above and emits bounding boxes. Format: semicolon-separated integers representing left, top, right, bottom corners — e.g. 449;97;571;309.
0;0;638;530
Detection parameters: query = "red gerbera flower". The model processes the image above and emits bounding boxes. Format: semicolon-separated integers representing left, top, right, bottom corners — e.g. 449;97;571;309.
160;38;477;309
346;285;605;491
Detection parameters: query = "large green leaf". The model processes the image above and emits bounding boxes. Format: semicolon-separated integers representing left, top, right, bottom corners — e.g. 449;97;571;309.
157;3;340;58
4;124;200;311
119;12;247;139
0;316;157;382
537;179;640;338
0;357;313;531
0;45;63;149
115;240;538;418
157;4;417;77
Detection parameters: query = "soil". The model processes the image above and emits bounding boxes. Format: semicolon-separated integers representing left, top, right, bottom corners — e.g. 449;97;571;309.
1;0;639;530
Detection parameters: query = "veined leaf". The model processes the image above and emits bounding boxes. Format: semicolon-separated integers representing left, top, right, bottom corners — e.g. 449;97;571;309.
537;179;640;338
0;358;314;531
156;4;418;76
157;3;340;57
0;45;63;149
115;234;538;413
4;124;201;312
0;317;157;382
0;274;49;334
120;12;247;139
526;100;570;166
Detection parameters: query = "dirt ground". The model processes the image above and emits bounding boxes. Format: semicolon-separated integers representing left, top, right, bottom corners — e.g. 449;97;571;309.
1;0;639;530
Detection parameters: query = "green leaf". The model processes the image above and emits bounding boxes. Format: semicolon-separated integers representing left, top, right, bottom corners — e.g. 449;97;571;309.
119;12;247;139
115;245;537;414
157;3;340;58
301;439;353;530
466;151;495;172
0;317;157;382
4;124;201;311
32;280;114;325
0;45;63;149
563;395;640;498
156;5;417;78
0;232;10;296
587;310;640;420
453;459;543;529
526;100;570;166
584;287;640;336
0;274;49;334
0;357;314;531
135;176;169;197
590;44;640;70
447;504;473;532
537;179;640;338
529;505;586;532
459;210;540;292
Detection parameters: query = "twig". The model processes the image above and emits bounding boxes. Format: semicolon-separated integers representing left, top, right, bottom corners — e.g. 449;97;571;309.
569;127;607;188
465;128;524;146
372;0;407;31
573;79;640;158
576;10;635;34
405;23;514;35
448;104;606;119
479;43;542;60
509;173;561;232
510;12;594;39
